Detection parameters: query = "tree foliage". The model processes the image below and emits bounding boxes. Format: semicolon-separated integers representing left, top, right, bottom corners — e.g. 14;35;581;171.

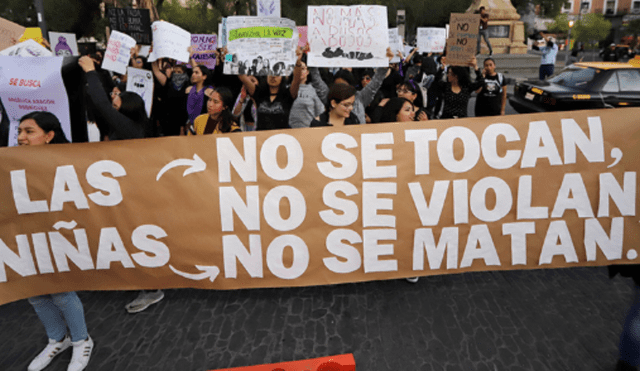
158;0;220;34
548;13;611;43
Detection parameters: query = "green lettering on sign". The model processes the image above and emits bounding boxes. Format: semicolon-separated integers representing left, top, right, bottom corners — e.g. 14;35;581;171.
228;27;293;41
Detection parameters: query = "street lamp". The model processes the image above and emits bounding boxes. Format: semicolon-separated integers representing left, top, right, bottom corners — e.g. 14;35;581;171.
565;20;575;65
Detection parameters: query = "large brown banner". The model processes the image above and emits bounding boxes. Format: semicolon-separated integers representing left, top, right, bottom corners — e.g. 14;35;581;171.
1;108;638;306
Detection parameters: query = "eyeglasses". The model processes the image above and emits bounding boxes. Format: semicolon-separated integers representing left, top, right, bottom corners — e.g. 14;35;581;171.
396;89;411;94
339;102;354;109
110;91;121;97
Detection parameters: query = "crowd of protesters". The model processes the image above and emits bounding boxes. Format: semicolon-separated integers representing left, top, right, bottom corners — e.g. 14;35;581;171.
6;16;639;371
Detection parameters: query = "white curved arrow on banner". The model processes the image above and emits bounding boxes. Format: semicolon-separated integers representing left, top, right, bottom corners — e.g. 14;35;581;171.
169;265;220;282
156;154;206;181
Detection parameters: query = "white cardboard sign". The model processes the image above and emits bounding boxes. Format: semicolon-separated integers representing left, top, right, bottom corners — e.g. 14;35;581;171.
49;32;79;56
148;21;190;63
102;30;136;75
126;67;154;117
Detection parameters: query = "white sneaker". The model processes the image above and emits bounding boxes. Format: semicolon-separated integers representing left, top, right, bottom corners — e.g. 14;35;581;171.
67;336;94;371
406;277;419;283
28;336;71;371
125;290;164;313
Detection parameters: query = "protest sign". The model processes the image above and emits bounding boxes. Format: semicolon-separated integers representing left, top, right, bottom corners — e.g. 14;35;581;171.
126;67;154;117
148;21;191;64
0;17;26;52
416;28;446;53
0;56;71;147
218;23;225;48
49;32;79;56
223;16;298;76
446;13;480;66
106;7;152;44
187;34;217;69
0;108;639;306
138;45;151;57
257;0;281;17
102;30;136;75
19;28;45;46
210;354;355;371
308;5;389;68
388;28;402;63
0;39;52;57
297;26;308;47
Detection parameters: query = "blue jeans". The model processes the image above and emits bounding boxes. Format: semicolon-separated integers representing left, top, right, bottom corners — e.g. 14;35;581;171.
28;292;88;342
620;285;640;366
539;64;554;80
477;29;492;54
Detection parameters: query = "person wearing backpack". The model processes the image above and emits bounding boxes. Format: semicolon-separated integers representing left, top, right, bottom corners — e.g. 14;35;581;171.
474;57;507;117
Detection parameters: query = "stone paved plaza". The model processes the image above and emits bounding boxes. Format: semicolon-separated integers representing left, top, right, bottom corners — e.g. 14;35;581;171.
0;266;635;371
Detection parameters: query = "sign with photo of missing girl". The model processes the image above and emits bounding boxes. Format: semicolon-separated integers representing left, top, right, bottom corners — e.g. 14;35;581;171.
222;16;298;76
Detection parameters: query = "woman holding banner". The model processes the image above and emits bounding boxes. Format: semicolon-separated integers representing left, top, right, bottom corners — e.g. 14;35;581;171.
17;112;94;371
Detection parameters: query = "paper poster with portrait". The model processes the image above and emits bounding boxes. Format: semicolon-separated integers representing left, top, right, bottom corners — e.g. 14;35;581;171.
49;32;79;56
222;16;298;76
126;67;154;117
307;5;389;68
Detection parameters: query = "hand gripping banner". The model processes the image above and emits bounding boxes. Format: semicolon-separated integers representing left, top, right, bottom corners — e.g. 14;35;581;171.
0;108;638;306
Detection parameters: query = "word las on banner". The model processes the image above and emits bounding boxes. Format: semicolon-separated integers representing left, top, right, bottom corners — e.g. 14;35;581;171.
0;39;52;57
446;13;480;66
0;56;71;146
416;27;446;54
148;21;191;64
211;354;355;371
126;67;154;117
256;0;281;18
49;32;79;57
223;16;298;76
106;7;152;45
307;5;389;68
102;30;137;75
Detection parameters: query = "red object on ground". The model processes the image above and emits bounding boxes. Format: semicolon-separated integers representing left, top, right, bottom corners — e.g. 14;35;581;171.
209;353;355;371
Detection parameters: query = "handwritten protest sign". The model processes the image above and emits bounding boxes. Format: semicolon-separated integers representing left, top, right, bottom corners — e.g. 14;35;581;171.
446;13;480;66
257;0;281;17
417;28;446;53
388;28;402;63
126;67;154;117
308;5;389;68
297;26;308;47
106;7;152;44
0;39;52;57
0;17;26;52
0;108;639;306
218;22;225;48
187;34;217;69
148;21;191;63
0;56;70;147
102;30;136;75
49;32;79;56
223;16;298;76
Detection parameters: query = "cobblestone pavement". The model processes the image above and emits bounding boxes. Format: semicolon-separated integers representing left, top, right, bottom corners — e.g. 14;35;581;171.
0;266;635;371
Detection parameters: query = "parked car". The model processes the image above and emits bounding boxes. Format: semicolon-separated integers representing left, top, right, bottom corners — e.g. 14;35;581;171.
509;62;640;113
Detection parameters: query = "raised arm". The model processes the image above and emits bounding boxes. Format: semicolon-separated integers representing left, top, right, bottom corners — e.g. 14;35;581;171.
151;60;168;86
289;45;308;99
358;47;395;107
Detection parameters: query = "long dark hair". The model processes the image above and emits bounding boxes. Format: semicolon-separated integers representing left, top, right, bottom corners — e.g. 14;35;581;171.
326;83;356;112
210;86;238;133
398;80;424;108
379;98;412;123
449;66;472;87
192;65;212;86
19;111;69;144
118;92;151;136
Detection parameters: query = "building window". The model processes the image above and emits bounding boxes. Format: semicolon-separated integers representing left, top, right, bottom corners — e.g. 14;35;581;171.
605;0;616;14
580;1;591;12
634;1;640;12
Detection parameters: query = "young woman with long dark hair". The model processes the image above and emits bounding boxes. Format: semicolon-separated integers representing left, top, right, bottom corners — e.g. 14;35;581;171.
310;83;359;127
190;87;241;134
431;56;484;119
17;112;94;371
